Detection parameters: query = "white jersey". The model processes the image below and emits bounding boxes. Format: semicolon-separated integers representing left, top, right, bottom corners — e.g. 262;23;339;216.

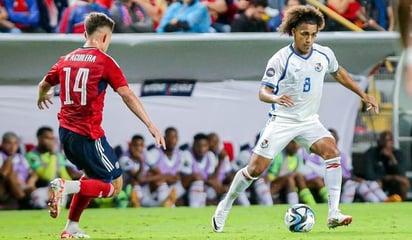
262;43;339;122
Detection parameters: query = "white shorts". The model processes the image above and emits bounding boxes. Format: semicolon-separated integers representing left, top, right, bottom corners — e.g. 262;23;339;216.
253;116;333;159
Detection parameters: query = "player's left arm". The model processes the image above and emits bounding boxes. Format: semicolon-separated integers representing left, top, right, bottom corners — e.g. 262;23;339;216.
331;66;379;114
116;86;166;150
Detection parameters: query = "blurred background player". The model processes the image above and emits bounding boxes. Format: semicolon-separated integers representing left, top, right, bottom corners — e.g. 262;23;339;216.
119;134;175;207
37;12;165;238
360;130;410;201
0;132;38;209
180;133;217;207
146;127;183;205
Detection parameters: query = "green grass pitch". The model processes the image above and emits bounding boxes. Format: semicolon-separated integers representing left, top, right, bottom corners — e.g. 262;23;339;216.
0;203;411;239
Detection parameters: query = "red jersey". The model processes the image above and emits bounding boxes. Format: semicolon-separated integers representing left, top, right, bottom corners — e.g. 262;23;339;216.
44;47;128;139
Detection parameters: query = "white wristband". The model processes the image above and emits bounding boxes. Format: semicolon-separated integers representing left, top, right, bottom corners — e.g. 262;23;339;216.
407;47;412;65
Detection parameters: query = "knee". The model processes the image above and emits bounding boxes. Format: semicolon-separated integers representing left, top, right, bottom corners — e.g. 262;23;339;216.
247;164;266;178
321;147;340;160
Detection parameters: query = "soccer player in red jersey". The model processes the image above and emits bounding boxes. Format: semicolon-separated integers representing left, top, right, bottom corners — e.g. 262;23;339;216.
37;12;166;238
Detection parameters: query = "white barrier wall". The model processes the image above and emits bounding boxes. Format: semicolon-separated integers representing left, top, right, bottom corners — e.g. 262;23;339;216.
0;78;367;162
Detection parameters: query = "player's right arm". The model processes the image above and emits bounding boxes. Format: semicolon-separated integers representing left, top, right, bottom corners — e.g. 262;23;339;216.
116;86;166;150
37;60;61;110
259;85;294;107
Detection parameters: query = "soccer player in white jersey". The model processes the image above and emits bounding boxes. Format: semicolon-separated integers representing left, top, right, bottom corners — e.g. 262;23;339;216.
212;5;379;232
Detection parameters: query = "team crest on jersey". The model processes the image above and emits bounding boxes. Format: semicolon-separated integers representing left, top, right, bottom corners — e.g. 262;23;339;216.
315;63;323;72
260;139;269;149
266;68;275;77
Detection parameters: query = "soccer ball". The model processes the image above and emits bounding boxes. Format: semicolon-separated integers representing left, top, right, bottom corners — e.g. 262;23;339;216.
284;204;315;232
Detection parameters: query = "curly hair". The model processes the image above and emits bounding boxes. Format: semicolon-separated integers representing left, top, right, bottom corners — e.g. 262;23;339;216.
278;5;325;36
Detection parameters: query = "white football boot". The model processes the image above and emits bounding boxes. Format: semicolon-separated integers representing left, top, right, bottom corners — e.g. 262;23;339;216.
327;210;353;229
48;178;66;218
211;200;230;233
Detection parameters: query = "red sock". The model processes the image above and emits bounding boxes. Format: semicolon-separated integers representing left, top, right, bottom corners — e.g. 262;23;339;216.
79;179;114;198
68;193;92;222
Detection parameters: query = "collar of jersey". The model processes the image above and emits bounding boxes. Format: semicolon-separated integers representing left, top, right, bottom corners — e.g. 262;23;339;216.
289;44;313;60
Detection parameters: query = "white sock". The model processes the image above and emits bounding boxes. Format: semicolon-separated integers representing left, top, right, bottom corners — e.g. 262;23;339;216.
156;183;170;203
64;180;80;195
357;181;379;203
367;181;387;202
324;157;342;215
222;167;256;210
341;180;357;203
188;180;205;208
287;191;299;205
64;220;79;231
254;178;273;206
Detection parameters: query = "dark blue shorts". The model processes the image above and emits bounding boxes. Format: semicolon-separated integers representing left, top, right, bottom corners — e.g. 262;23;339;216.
59;127;122;182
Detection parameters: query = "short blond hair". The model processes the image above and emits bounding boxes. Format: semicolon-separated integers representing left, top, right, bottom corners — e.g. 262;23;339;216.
84;12;115;35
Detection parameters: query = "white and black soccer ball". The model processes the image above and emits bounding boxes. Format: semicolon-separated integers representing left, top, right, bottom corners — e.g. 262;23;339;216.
284;204;315;232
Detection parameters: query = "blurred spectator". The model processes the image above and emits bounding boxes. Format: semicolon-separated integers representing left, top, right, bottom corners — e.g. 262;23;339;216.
119;134;175;207
0;132;38;209
36;0;59;32
326;0;385;31
156;0;211;33
230;0;267;32
57;0;111;33
201;0;228;32
110;0;154;32
361;0;395;31
3;0;45;32
25;126;81;208
360;130;410;201
0;1;22;33
267;141;317;205
180;133;217;207
267;0;303;32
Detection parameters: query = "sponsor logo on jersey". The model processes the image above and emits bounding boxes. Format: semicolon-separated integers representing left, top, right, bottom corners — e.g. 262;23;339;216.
260;139;269;149
266;68;275;77
315;63;323;72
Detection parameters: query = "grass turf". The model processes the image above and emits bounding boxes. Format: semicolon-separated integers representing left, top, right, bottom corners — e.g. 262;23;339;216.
0;202;410;239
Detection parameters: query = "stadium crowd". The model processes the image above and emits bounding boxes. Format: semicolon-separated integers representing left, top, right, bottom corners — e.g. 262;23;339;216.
0;0;396;33
0;125;409;210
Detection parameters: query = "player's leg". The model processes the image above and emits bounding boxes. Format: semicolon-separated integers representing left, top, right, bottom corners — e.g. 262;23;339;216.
212;117;292;232
212;153;270;232
298;121;351;228
51;129;123;238
310;137;352;228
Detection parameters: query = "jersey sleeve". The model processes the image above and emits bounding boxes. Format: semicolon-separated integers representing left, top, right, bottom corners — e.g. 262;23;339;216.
324;47;339;74
44;57;63;86
104;56;129;91
261;53;284;89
